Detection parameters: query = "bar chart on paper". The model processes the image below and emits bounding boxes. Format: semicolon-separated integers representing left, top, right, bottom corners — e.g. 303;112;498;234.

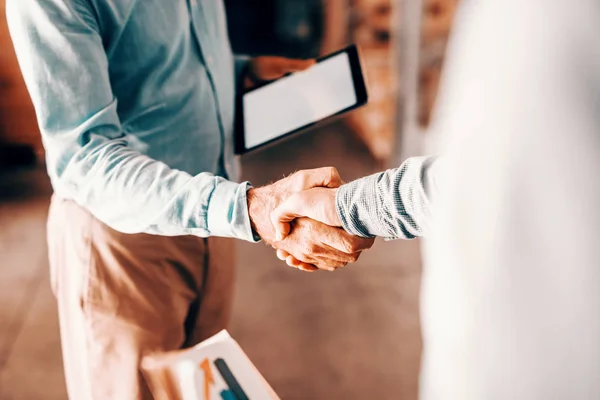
198;357;250;400
174;331;279;400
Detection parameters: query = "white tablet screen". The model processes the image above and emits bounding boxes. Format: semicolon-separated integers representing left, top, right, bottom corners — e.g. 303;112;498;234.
243;52;358;149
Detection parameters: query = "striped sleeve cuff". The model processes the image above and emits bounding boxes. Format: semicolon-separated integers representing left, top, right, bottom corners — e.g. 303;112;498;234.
335;178;378;239
334;157;433;240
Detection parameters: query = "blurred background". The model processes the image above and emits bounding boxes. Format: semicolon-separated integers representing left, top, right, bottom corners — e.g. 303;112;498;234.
0;0;458;398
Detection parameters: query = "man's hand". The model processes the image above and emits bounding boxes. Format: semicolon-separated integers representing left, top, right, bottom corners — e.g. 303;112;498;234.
274;218;373;272
270;187;342;240
247;167;342;243
247;167;373;272
269;186;374;271
245;56;315;89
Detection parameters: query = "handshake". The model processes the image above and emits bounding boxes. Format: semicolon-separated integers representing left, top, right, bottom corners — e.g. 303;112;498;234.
246;167;375;272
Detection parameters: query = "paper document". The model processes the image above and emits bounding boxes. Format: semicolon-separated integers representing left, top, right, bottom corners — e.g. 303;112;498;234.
142;330;279;400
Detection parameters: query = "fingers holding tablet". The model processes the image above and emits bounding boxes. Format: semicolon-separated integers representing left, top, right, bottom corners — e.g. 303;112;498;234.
235;45;368;154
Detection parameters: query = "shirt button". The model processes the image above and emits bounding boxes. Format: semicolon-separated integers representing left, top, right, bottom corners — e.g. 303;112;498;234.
206;56;213;65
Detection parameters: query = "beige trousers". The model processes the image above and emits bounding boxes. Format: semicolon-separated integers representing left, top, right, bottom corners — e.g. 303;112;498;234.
47;196;236;399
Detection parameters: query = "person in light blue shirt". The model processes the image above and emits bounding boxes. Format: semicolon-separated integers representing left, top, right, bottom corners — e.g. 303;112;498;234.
7;0;373;398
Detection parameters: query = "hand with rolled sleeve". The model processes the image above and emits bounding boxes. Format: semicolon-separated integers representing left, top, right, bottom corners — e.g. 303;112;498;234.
247;167;375;272
270;156;439;269
7;0;317;245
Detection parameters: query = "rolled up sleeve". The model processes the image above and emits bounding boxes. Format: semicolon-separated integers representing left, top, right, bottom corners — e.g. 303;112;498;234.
207;180;259;242
335;156;438;240
7;0;258;242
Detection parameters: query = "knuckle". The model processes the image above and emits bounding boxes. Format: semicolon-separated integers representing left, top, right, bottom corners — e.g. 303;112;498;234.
325;166;340;184
287;170;303;187
307;242;319;254
330;261;347;270
312;261;325;270
348;252;360;263
326;166;339;178
315;261;334;271
300;244;313;256
343;239;358;253
300;219;314;233
294;170;306;179
315;259;345;271
363;238;376;249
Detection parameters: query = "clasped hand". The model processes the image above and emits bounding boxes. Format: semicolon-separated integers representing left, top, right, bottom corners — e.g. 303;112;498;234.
247;167;374;272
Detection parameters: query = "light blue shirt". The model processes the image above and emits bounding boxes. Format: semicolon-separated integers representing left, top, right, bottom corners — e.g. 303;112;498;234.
7;0;257;241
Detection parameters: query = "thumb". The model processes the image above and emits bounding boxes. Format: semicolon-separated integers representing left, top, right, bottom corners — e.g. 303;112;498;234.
291;167;343;191
271;193;308;241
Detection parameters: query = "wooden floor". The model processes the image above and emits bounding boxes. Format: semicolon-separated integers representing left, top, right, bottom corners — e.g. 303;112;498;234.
0;123;422;400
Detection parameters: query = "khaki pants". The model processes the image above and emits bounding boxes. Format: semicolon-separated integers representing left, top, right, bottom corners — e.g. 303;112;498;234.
47;196;236;399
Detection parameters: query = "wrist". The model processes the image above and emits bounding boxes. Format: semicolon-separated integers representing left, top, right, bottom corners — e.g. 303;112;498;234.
247;187;281;243
329;187;343;227
246;188;262;240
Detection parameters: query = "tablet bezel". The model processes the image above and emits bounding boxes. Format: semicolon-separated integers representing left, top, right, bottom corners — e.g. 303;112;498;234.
234;44;368;155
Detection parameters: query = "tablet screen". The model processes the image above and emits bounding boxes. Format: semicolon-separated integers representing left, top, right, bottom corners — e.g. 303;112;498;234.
242;52;358;150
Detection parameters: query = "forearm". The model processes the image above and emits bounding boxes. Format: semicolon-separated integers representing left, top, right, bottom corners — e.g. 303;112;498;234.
48;121;255;240
335;156;439;240
8;1;256;241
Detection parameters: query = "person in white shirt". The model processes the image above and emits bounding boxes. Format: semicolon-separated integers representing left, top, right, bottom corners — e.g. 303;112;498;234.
272;1;600;398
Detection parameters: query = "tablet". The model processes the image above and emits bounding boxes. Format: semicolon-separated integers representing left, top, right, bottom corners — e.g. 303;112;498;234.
235;45;368;154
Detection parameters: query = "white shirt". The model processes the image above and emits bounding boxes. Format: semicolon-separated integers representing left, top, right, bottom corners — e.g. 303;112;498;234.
336;1;600;397
422;1;600;398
